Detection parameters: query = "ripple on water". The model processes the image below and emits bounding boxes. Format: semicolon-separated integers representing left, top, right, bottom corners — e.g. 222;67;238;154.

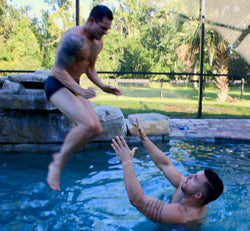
0;140;249;230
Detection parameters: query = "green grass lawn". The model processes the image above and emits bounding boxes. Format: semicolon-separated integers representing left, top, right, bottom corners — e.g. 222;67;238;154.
83;81;250;118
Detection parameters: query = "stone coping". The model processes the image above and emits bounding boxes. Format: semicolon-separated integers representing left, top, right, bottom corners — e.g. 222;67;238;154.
1;118;249;153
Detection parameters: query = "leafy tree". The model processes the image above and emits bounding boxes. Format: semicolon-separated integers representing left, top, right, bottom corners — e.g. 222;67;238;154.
0;1;42;70
1;0;247;87
228;53;250;76
174;4;234;101
30;0;76;70
0;0;9;69
44;0;74;30
119;37;152;77
96;28;124;74
30;9;64;70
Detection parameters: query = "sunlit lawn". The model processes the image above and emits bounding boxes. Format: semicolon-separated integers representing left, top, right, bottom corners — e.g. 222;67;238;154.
82;81;250;118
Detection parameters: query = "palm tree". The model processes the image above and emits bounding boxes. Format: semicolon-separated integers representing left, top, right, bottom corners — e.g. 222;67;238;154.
176;20;200;89
211;36;230;102
176;16;231;102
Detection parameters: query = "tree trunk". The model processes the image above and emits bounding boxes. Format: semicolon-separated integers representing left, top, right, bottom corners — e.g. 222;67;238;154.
216;75;229;102
214;42;230;102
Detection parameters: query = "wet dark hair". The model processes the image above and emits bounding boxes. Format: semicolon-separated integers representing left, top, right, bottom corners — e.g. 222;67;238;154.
202;168;224;205
88;5;113;23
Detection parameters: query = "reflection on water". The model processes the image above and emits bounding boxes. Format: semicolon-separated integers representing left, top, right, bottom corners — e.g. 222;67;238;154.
0;140;249;230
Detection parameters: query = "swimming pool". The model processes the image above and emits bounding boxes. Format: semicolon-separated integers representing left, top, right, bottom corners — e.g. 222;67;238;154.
0;139;249;230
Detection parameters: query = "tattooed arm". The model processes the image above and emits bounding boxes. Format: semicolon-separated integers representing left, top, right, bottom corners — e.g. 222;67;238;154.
111;136;186;224
142;197;186;223
52;32;96;99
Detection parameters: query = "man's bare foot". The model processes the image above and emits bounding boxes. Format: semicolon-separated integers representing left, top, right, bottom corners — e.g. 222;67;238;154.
47;153;62;191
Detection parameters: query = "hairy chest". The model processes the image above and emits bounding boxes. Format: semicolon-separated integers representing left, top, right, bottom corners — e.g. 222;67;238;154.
76;41;101;63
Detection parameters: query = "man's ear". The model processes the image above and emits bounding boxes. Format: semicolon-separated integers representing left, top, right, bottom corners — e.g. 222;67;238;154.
88;16;95;24
195;192;203;200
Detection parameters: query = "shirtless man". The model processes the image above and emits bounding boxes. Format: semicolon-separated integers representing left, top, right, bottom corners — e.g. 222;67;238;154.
111;117;223;226
45;5;121;191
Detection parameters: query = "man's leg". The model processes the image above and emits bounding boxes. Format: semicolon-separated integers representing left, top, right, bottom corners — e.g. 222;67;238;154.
47;88;102;191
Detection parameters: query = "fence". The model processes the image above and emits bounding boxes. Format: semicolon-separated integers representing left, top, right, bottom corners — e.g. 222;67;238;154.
1;70;250;118
94;73;249;100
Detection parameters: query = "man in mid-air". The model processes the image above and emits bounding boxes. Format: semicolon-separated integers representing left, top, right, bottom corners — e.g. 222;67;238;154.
45;5;121;191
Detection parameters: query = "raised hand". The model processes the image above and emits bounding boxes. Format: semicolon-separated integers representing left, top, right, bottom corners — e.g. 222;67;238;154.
111;136;138;164
136;117;147;141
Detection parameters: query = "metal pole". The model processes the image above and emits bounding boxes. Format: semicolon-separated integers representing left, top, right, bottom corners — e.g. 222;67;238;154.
76;0;79;26
198;0;205;118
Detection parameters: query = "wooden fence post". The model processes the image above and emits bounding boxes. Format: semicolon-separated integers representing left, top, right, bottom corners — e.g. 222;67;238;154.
115;75;118;100
241;78;245;99
161;80;163;100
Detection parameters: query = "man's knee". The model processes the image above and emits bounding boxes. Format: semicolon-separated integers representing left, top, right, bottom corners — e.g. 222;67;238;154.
93;123;103;135
82;121;102;136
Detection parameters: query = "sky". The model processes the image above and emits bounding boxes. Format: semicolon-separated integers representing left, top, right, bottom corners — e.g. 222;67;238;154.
7;0;118;20
7;0;54;19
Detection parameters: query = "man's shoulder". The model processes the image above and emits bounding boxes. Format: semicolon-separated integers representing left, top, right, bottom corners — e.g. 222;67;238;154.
162;203;204;225
60;27;84;40
65;26;82;33
159;202;187;224
59;30;84;49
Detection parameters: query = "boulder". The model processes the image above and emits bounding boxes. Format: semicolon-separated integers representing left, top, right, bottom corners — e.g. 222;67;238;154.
0;72;54;110
2;79;23;93
0;76;8;83
95;105;127;140
0;88;55;110
0;105;127;145
127;113;170;136
8;70;50;83
0;110;72;144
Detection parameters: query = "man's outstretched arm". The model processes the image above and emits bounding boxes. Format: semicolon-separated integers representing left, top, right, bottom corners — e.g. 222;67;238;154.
136;117;185;188
111;136;186;224
86;65;121;96
86;43;121;97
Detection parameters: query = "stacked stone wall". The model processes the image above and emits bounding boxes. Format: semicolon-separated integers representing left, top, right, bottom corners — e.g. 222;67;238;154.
0;71;169;152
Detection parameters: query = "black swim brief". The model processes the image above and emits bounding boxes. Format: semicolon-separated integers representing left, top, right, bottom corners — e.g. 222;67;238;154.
45;76;75;100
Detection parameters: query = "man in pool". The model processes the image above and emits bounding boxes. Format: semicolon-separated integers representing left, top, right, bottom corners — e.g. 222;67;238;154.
45;5;121;191
111;117;223;225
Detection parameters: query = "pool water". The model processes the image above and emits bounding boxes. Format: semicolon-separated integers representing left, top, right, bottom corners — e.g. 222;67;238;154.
0;139;249;231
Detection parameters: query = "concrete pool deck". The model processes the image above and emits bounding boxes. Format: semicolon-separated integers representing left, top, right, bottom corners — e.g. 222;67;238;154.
168;118;250;142
0;117;249;153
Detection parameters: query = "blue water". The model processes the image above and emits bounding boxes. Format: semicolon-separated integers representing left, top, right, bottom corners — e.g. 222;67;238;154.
0;139;249;231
